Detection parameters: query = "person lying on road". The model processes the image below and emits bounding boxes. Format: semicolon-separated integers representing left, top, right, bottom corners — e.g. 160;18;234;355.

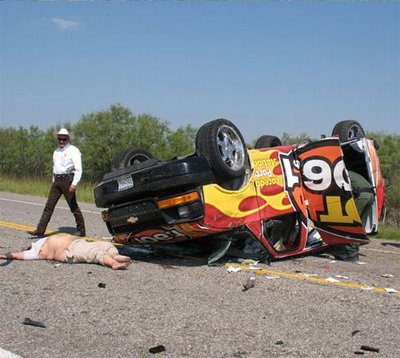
0;233;130;270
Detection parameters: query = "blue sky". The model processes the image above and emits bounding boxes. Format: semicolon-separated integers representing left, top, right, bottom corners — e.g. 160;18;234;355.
1;1;399;141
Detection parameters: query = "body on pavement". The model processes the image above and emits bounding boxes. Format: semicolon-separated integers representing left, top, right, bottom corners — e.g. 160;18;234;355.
0;233;130;270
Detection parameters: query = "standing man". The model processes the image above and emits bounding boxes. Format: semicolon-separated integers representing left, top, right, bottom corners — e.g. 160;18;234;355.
28;128;86;237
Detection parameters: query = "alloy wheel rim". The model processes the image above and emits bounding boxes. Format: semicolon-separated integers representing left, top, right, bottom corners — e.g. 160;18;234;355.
216;125;245;170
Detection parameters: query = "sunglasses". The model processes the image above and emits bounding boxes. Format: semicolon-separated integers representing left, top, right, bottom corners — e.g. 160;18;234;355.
57;137;68;142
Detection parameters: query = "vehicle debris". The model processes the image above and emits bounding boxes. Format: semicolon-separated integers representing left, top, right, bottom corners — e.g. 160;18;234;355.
265;275;280;280
361;345;380;353
22;317;46;328
335;275;349;279
238;259;259;265
381;273;394;278
384;288;398;293
242;277;255;291
326;277;340;283
149;345;166;354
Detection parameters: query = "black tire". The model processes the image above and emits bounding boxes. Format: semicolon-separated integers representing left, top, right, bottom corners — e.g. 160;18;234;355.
111;147;154;171
332;120;365;142
254;135;282;149
196;118;249;179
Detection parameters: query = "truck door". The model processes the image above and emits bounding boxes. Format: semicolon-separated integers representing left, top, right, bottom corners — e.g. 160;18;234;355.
281;138;369;245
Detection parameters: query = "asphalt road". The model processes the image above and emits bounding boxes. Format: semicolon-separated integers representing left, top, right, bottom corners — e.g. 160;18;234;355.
0;191;399;358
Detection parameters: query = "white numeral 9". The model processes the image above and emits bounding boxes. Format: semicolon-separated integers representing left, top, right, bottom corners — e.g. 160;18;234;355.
303;159;332;191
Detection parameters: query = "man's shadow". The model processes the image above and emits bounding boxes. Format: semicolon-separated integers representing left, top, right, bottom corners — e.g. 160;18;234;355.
55;226;78;235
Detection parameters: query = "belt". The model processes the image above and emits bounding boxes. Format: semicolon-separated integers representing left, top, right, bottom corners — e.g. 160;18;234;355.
54;174;69;179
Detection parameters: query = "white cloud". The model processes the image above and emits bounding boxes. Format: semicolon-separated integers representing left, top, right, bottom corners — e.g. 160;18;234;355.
51;18;79;31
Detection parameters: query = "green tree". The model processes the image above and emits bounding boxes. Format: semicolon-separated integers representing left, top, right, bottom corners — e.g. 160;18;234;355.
367;132;400;226
163;124;197;159
131;113;172;158
71;104;195;181
281;132;312;145
72;104;138;181
0;126;54;177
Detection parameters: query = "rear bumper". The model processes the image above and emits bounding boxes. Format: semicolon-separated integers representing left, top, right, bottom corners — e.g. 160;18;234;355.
103;193;205;235
94;155;215;208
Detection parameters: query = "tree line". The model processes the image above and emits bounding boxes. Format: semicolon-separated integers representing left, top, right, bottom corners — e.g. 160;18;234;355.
1;104;399;226
0;105;197;181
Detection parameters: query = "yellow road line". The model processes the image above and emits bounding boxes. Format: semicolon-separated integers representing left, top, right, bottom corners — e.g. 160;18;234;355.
0;220;99;242
0;220;48;233
226;263;400;296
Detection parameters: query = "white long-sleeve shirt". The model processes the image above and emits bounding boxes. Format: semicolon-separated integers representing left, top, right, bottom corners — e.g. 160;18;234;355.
53;143;83;186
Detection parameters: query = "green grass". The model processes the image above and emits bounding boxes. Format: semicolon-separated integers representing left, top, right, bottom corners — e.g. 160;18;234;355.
0;175;96;203
375;224;400;241
1;174;399;240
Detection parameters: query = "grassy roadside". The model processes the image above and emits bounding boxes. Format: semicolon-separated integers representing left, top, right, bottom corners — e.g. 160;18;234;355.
1;175;399;240
374;226;400;240
0;175;96;204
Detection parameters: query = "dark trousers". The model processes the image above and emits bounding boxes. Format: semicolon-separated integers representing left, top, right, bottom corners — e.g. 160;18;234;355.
37;177;85;234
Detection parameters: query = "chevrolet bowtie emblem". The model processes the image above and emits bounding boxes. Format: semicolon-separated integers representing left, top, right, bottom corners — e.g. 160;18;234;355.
127;216;139;224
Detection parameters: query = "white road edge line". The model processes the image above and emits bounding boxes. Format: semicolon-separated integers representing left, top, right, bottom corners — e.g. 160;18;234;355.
0;347;23;358
0;197;102;215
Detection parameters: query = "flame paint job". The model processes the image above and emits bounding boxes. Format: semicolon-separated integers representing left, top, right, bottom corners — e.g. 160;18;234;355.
114;137;384;259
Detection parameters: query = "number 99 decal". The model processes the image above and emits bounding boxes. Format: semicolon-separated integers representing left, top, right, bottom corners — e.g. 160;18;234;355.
302;157;351;194
281;149;361;226
281;155;351;194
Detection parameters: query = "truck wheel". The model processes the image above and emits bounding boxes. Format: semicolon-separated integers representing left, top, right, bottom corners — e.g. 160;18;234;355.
254;135;282;149
196;118;249;179
332;120;365;142
111;147;154;171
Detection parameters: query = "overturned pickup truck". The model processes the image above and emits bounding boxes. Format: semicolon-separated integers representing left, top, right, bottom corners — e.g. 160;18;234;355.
94;119;385;260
